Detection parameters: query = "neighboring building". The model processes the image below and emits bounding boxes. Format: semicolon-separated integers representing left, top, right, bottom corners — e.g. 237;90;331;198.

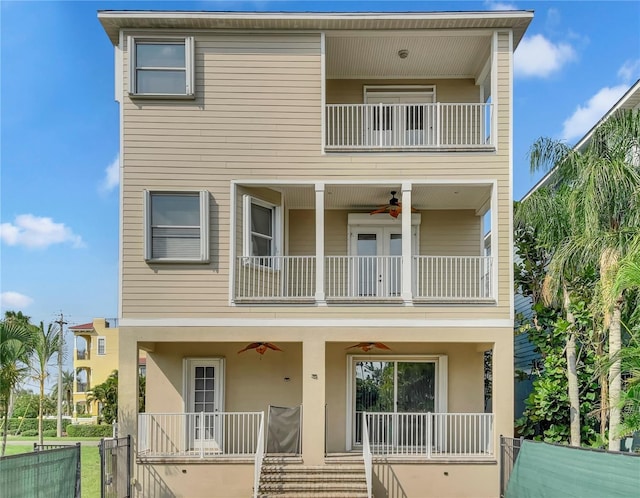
99;10;532;497
70;318;145;416
514;79;640;420
70;318;119;416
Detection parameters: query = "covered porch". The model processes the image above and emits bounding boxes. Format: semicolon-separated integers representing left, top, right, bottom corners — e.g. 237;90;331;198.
135;338;500;462
232;181;497;305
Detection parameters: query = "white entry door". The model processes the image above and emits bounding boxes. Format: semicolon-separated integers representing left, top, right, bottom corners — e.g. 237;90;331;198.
185;358;224;452
351;227;402;298
365;90;435;146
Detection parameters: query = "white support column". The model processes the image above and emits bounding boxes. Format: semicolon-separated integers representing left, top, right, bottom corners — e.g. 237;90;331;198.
315;183;326;304
401;182;413;304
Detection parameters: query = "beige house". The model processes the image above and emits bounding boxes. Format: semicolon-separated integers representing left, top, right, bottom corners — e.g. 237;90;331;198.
99;10;532;498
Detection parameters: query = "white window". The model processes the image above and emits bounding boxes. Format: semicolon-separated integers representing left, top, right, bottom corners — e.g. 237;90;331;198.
144;191;210;263
243;195;281;260
97;337;106;356
129;37;194;97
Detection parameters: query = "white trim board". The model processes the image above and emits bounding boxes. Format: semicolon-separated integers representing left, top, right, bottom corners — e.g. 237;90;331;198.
120;318;513;328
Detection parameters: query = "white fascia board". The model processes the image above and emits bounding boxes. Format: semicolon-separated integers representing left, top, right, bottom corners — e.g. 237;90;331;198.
119;318;514;328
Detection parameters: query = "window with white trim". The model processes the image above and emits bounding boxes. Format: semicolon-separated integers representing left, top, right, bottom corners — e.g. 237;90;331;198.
129;37;194;97
243;195;281;260
97;337;106;356
144;191;210;263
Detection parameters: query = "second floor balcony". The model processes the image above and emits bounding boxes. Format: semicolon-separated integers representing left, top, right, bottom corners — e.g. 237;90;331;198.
229;181;498;306
235;254;492;303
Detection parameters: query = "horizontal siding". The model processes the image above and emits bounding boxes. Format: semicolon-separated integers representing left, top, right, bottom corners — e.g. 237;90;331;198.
120;30;513;319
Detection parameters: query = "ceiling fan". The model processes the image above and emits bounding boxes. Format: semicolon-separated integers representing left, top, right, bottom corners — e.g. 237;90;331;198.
369;191;418;218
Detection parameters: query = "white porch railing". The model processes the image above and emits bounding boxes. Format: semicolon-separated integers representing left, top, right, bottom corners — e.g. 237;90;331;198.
361;412;373;498
325;256;402;300
253;414;265;498
325;103;493;150
235;256;315;301
363;412;494;458
138;412;263;458
414;256;493;300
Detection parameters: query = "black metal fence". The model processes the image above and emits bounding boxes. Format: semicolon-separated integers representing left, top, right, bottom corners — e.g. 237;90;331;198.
500;436;523;498
99;435;131;498
1;443;81;498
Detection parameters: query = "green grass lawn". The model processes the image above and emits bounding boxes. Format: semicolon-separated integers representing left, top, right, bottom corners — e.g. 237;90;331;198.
2;444;101;497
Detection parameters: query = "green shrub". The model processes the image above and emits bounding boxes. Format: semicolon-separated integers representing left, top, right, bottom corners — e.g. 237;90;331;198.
21;429;38;437
42;429;57;437
8;418;58;433
66;424;113;437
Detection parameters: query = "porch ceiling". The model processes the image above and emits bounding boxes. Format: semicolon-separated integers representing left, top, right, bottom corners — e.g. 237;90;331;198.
325;32;491;80
281;184;491;211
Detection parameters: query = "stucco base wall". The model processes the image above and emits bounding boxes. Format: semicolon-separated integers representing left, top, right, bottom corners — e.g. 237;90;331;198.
133;462;253;498
373;462;498;498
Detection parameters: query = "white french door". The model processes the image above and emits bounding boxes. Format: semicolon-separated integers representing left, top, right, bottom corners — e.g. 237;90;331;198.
351;227;402;298
364;89;435;146
185;358;224;451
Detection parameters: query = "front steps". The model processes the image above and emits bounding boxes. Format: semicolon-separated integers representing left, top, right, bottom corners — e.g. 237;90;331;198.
258;456;369;498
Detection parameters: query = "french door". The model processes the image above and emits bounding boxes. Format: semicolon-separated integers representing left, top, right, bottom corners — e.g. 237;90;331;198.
185;359;224;451
365;90;435;146
351;227;402;298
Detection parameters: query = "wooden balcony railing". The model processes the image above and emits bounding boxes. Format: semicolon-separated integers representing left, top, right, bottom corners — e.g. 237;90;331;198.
326;103;493;150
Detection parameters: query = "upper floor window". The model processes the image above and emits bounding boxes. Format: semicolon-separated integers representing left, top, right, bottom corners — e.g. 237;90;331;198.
97;337;106;356
129;37;194;97
144;191;210;263
243;195;281;260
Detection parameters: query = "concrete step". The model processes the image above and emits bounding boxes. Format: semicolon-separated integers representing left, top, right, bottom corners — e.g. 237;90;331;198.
260;473;366;482
259;482;368;493
258;493;368;498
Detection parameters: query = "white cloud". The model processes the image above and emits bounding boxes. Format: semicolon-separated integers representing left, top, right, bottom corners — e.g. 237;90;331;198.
561;84;629;141
99;154;120;193
484;1;518;10
618;59;640;83
0;214;85;249
0;291;33;309
515;34;576;78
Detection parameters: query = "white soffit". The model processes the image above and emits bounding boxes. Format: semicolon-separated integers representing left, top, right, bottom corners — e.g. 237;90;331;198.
325;34;491;79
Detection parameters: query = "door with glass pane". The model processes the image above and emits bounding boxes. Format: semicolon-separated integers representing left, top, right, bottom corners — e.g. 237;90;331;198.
187;359;223;452
351;228;402;298
365;91;435;146
353;359;436;447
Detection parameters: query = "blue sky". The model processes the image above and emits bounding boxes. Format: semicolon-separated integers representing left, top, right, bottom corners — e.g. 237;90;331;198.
1;0;639;337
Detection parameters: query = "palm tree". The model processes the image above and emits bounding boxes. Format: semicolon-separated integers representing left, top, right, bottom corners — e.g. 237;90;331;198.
51;370;75;416
30;322;61;445
529;108;640;450
515;185;584;446
0;318;33;455
87;370;118;424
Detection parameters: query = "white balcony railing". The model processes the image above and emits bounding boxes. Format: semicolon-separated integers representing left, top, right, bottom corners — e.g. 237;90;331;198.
363;412;494;458
326;103;493;150
325;256;402;300
414;256;493;300
138;412;263;458
235;256;316;301
234;255;494;302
